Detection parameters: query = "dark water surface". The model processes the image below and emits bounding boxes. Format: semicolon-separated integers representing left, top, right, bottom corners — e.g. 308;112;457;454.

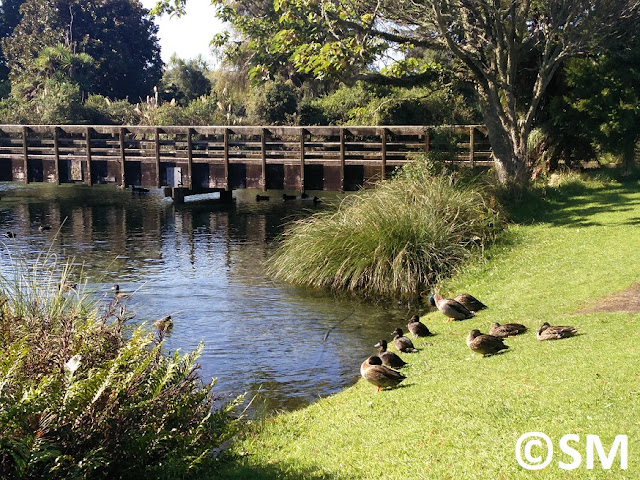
0;183;421;413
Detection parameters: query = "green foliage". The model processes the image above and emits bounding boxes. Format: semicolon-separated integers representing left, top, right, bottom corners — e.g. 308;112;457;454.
161;55;212;106
300;82;479;126
2;0;162;100
247;78;299;125
0;254;240;479
548;52;640;168
268;163;501;298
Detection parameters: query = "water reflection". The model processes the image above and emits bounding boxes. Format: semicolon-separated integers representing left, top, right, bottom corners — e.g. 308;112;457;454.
0;183;422;413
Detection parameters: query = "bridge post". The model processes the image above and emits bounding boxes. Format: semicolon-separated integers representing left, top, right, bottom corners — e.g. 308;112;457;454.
340;127;345;192
53;127;60;185
300;128;306;193
224;127;230;190
118;127;126;188
381;127;387;180
21;126;29;184
187;128;193;190
424;129;430;154
261;128;267;191
85;127;93;186
155;127;161;187
469;126;475;166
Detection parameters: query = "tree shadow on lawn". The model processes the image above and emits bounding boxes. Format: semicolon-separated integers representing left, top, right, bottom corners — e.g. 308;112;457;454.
502;180;640;227
212;455;340;480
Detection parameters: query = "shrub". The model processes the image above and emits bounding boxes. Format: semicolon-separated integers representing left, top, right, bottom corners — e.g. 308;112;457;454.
0;255;239;479
268;160;501;298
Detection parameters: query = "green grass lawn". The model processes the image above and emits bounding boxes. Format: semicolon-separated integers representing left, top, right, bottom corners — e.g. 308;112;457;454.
215;177;640;479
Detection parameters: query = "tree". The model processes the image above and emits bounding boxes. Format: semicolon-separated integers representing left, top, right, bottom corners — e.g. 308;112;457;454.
2;0;162;100
0;0;26;96
161;55;212;105
549;50;640;169
153;0;639;184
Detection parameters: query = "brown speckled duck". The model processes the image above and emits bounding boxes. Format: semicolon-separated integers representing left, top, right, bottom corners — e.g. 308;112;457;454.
453;293;487;311
407;314;433;337
429;294;474;321
374;339;407;369
536;322;578;341
466;329;509;356
360;356;406;392
391;327;418;353
489;322;528;338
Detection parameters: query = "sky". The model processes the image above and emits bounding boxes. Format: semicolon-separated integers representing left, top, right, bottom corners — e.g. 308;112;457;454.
140;0;225;66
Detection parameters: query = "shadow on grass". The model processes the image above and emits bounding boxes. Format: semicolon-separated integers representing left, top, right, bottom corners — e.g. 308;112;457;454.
212;455;340;480
499;178;640;226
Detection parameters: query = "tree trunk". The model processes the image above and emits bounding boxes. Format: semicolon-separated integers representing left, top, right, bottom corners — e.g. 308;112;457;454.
482;105;529;185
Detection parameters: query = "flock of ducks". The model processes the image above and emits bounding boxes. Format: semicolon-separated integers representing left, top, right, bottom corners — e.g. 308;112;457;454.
256;193;322;204
360;293;579;392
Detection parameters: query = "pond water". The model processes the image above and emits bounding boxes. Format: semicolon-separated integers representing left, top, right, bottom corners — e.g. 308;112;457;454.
0;183;423;414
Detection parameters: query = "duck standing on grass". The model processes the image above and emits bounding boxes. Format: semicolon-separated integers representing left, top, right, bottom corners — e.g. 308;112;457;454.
466;329;509;356
536;322;578;341
453;293;487;311
489;322;528;338
391;327;418;353
360;356;406;392
407;314;433;337
374;339;407;368
429;293;475;321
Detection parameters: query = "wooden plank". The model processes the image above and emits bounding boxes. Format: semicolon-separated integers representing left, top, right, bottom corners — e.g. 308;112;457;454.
85;127;93;185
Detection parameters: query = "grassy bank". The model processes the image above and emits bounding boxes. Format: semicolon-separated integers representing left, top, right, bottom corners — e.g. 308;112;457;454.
216;176;639;479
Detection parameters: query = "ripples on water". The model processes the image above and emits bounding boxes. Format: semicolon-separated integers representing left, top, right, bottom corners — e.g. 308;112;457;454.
0;183;423;414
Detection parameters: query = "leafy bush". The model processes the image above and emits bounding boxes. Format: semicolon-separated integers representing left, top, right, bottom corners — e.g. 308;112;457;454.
0;255;239;479
247;78;298;125
268;160;501;298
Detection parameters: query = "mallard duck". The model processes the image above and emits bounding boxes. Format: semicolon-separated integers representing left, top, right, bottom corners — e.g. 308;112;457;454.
360;355;406;392
407;314;433;337
374;339;407;368
489;322;527;338
453;293;487;311
536;322;578;341
429;293;474;321
391;327;418;353
255;194;270;201
467;329;509;356
282;193;297;201
131;185;149;193
38;224;51;231
111;284;131;300
153;314;173;333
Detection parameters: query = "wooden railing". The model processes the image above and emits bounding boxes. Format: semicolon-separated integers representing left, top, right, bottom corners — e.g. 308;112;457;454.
0;125;492;193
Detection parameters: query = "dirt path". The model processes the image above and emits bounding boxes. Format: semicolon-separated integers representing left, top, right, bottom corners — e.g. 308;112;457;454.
578;282;640;313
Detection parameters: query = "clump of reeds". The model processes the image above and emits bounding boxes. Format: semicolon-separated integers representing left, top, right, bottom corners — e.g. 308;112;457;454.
268;160;501;298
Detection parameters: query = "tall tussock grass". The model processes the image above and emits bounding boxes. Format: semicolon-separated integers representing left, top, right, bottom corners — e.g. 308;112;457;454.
0;251;239;479
268;160;501;298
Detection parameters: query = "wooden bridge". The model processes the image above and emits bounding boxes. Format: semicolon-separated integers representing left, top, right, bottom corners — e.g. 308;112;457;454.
0;124;492;202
